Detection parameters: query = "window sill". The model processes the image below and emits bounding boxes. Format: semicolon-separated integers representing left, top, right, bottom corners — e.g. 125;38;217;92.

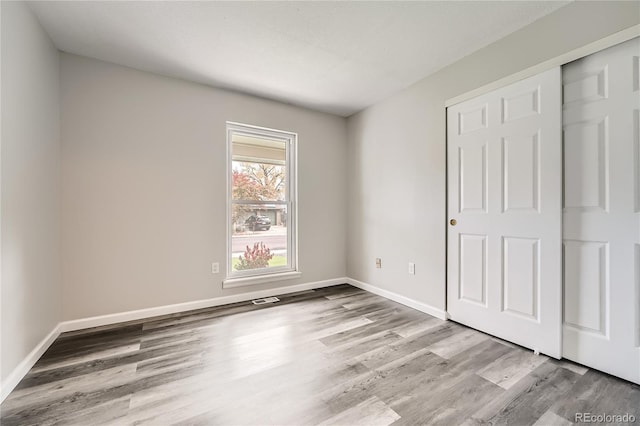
223;271;302;289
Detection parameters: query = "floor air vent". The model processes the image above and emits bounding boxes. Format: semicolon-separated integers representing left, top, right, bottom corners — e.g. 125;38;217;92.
251;296;280;305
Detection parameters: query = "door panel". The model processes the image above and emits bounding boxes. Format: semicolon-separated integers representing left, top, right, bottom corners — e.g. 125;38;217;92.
502;132;540;212
459;234;487;306
564;118;609;211
562;37;640;384
563;240;608;335
502;237;539;320
459;144;487;213
458;103;488;134
447;67;562;358
502;87;540;123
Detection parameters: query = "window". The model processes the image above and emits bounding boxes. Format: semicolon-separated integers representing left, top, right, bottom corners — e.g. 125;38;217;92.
224;122;298;287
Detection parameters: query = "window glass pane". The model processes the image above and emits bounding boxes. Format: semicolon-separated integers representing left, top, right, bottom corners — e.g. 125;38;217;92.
232;161;286;202
231;134;286;202
231;203;288;272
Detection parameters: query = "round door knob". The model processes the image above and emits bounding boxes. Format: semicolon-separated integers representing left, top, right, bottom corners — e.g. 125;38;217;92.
450;219;457;226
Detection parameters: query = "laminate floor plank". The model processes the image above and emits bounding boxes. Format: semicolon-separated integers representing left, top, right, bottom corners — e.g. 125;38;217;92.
29;343;142;376
318;395;400;426
376;340;511;418
319;314;416;348
549;369;640;423
477;348;549;389
353;327;449;370
326;330;405;361
323;287;367;300
2;284;638;425
550;359;589;376
426;327;490;359
3;363;138;413
392;317;443;338
467;362;581;426
390;374;503;426
533;410;573;426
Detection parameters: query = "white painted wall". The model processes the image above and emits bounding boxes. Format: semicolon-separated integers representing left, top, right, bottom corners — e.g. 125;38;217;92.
60;54;347;320
1;2;61;382
346;1;640;312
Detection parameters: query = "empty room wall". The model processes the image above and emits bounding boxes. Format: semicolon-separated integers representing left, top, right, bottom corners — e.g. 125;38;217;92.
1;2;62;384
346;1;640;313
60;54;348;320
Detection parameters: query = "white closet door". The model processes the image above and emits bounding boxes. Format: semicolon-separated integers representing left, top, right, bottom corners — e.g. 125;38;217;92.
562;37;640;384
447;68;563;358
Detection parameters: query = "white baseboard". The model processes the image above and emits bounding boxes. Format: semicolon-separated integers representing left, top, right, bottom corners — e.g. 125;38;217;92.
347;277;448;320
1;277;347;403
1;324;62;403
58;277;348;333
1;275;447;403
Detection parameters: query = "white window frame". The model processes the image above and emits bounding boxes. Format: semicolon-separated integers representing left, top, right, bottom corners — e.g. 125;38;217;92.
223;122;299;288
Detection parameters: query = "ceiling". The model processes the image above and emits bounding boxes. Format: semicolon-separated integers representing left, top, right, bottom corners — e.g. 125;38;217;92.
28;1;569;117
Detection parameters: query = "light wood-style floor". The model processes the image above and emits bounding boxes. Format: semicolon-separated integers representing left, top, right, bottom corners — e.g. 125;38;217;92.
2;284;639;425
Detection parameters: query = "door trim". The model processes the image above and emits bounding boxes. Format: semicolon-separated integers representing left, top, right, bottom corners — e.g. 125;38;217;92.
445;24;639;107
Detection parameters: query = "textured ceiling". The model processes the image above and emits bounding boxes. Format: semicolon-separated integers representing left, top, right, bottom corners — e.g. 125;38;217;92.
28;1;569;116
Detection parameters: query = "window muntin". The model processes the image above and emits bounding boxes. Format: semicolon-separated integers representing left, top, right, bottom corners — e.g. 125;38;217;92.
226;123;297;282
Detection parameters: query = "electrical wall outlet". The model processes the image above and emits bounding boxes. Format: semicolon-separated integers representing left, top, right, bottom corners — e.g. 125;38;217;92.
211;262;220;274
408;262;415;275
375;258;382;268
